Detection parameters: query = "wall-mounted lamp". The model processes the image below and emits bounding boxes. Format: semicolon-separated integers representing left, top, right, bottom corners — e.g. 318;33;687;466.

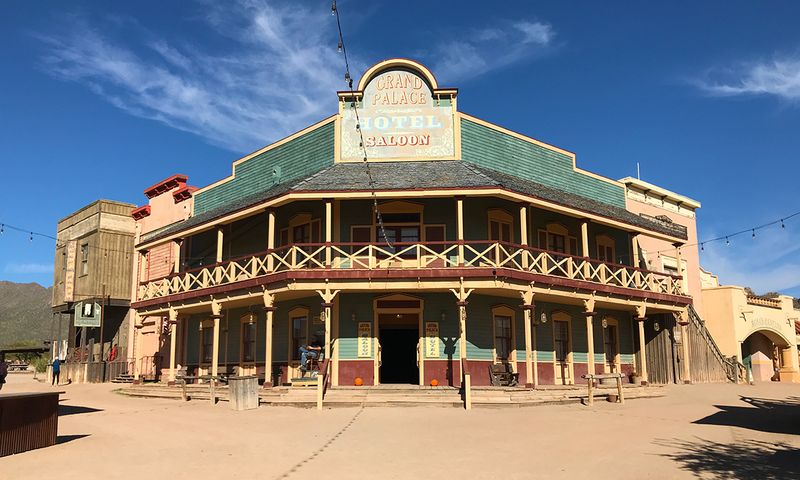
441;311;446;323
539;311;548;325
601;318;608;329
653;322;660;332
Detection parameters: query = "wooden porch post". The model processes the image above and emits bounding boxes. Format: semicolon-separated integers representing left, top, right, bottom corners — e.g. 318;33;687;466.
456;196;465;265
263;291;275;387
325;199;333;267
631;234;641;269
211;301;222;380
636;304;648;385
173;240;182;274
584;297;596;375
450;280;474;409
580;221;590;257
677;309;691;384
168;308;178;384
216;227;224;263
519;204;529;269
673;243;685;294
132;312;142;382
267;209;276;271
521;287;536;388
317;283;340;362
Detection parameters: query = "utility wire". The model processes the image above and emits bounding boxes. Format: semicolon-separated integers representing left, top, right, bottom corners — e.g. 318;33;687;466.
331;0;392;248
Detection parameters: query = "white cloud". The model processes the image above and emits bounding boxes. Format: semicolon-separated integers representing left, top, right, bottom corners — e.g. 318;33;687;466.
696;54;800;101
431;20;556;83
36;1;346;152
4;263;54;274
700;222;800;295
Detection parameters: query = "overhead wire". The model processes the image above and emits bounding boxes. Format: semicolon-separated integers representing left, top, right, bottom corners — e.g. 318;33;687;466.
331;0;392;248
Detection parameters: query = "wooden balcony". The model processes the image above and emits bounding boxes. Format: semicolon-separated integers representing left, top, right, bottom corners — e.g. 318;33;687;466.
136;241;686;305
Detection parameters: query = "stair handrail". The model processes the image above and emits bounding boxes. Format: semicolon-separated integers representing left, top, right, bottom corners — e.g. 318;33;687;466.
316;340;335;411
687;305;746;383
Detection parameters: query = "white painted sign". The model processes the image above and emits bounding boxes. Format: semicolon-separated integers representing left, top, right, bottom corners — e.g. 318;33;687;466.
358;322;372;358
425;322;440;358
340;69;454;162
74;301;101;328
63;240;76;302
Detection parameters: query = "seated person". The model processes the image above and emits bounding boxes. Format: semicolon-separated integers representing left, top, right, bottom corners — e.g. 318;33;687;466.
298;342;322;375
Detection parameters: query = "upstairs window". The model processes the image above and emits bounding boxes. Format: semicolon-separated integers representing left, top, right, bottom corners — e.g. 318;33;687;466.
596;235;616;263
488;209;513;243
80;243;89;276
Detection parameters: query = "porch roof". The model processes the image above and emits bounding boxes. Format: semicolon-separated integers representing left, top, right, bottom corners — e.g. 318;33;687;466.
139;160;687;246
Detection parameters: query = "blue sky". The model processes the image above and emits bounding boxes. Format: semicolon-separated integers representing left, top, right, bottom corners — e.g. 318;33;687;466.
1;1;798;296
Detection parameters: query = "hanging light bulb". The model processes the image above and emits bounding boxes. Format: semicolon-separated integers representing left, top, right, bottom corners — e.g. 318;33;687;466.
726;236;730;246
29;232;33;242
331;1;337;15
337;40;343;53
752;229;756;239
781;219;785;229
700;243;704;251
0;224;4;234
344;72;351;84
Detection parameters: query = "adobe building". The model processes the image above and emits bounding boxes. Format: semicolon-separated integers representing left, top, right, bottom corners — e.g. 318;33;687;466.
52;199;137;381
700;270;800;383
128;59;732;394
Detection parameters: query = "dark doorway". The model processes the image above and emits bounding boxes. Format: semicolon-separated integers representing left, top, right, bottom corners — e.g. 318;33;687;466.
379;327;419;384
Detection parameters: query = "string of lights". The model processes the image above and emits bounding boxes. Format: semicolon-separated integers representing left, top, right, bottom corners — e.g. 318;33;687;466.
611;208;800;264
0;222;133;257
331;0;392;248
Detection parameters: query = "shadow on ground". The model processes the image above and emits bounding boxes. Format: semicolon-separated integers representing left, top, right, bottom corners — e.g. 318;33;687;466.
58;404;103;416
56;434;90;445
657;437;800;479
693;395;800;435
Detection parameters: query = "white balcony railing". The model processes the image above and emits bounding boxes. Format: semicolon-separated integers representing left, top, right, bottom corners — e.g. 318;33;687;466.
137;241;684;301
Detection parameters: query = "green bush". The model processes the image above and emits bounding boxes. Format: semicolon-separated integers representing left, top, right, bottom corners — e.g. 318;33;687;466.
31;356;49;373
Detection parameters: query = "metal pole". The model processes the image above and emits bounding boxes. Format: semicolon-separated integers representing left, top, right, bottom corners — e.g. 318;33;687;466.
99;284;106;380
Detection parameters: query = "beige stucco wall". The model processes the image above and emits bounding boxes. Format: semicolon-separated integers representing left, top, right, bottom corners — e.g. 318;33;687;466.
701;285;799;382
624;194;704;315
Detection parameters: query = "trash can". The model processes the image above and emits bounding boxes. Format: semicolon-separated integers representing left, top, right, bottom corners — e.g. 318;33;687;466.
228;375;259;411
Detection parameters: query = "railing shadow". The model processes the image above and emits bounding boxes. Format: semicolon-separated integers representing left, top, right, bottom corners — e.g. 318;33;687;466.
692;395;800;435
657;437;800;479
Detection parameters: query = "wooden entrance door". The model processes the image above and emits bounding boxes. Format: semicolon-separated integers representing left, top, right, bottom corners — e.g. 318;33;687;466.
554;319;572;385
603;324;619;373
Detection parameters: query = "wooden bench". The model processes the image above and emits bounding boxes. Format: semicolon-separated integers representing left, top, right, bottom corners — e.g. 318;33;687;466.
581;373;625;406
488;363;518;387
176;374;228;405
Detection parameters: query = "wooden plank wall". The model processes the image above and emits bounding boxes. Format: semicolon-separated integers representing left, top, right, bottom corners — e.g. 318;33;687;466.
645;314;679;384
686;319;729;383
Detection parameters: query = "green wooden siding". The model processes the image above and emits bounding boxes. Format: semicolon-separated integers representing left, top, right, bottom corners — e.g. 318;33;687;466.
460;118;626;208
193;122;335;215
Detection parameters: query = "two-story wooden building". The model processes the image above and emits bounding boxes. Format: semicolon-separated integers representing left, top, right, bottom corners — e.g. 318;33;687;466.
52;199;136;381
128;59;696;391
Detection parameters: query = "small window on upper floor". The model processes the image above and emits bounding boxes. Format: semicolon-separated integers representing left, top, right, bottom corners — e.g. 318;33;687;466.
488;209;513;243
80;243;89;276
596;235;616;263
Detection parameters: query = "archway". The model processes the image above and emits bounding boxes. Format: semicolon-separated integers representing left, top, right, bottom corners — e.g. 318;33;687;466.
741;329;791;382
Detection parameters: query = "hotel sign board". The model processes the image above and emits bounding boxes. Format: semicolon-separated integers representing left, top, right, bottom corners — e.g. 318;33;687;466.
340;68;455;162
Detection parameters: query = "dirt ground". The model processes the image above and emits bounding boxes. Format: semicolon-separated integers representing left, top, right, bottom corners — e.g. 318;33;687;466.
2;373;799;479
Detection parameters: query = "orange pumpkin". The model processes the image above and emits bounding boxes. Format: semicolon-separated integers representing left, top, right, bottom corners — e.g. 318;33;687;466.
354;377;364;386
430;379;439;387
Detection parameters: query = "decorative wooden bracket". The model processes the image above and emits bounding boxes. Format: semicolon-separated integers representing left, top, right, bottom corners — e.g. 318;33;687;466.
315;279;340;303
449;277;474;303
